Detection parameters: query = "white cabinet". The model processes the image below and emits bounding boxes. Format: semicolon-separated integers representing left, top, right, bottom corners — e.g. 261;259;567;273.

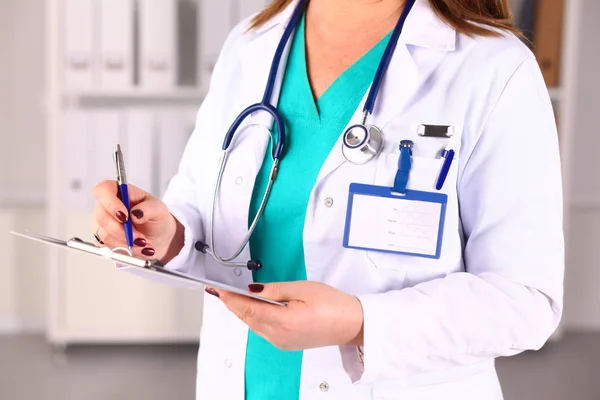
50;213;204;343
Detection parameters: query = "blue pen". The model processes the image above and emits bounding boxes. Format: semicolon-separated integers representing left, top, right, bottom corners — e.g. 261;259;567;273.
435;137;456;190
114;144;134;252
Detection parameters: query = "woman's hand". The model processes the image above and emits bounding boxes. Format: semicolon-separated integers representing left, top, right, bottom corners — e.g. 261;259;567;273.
92;180;184;264
206;281;364;350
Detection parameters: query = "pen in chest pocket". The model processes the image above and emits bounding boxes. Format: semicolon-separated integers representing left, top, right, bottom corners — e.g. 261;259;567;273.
435;136;457;190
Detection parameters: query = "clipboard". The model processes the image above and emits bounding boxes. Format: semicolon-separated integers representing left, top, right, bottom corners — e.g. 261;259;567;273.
10;231;286;306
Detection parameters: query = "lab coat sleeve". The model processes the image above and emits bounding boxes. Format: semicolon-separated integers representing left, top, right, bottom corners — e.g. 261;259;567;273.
160;24;247;275
356;57;564;383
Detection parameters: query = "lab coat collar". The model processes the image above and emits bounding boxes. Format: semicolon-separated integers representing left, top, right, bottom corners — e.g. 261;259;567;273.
251;0;456;51
238;0;454;184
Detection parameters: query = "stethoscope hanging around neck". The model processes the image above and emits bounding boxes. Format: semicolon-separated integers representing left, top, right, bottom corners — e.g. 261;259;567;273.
196;0;417;271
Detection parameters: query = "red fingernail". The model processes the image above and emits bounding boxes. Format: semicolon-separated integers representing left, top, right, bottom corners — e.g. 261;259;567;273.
116;211;128;223
248;284;264;293
134;238;147;247
132;209;144;219
205;288;219;298
142;248;155;256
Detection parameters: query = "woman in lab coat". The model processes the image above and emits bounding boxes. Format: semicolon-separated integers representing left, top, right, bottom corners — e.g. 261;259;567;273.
92;0;564;398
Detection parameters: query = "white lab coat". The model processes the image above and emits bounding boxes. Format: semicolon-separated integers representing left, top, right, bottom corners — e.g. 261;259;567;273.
160;0;564;398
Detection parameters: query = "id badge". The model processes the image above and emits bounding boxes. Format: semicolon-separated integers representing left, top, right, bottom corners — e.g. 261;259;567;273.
342;183;447;259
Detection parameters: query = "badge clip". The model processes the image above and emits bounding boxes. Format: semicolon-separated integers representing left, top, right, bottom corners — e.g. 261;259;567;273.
418;125;454;138
392;140;414;195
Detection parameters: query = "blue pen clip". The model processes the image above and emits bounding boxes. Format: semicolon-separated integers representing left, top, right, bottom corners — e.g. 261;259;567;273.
435;137;456;190
393;140;414;194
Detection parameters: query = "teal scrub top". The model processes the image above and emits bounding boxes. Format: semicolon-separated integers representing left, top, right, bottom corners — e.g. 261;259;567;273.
245;13;391;400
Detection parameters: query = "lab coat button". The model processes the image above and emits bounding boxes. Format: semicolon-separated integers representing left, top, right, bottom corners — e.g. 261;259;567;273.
224;359;232;368
324;197;334;208
319;382;329;392
233;268;242;277
235;176;243;185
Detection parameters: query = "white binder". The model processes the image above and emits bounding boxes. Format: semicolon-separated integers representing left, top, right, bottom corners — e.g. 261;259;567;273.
123;109;156;195
199;0;235;88
98;0;135;90
157;110;195;196
91;110;122;185
138;0;177;90
64;0;96;90
238;0;268;21
62;110;93;211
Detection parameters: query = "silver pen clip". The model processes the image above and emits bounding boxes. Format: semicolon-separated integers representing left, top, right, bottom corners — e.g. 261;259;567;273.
114;144;127;185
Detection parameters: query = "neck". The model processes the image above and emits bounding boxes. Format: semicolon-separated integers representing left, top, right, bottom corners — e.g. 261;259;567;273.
306;0;406;36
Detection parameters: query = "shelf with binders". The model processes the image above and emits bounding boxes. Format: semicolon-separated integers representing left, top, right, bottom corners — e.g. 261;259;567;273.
61;87;208;104
62;0;210;103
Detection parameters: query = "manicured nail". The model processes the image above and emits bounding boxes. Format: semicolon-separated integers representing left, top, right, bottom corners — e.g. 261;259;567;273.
142;248;155;256
131;209;144;219
248;284;264;293
116;211;128;223
134;238;147;247
205;288;219;298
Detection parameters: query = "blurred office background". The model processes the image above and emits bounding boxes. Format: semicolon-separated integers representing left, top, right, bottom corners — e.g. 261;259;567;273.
0;0;598;399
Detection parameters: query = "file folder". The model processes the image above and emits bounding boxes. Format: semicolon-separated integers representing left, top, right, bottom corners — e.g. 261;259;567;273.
62;111;93;211
533;0;564;87
177;0;200;87
91;110;122;185
157;110;194;196
139;0;177;89
64;0;96;90
239;0;268;21
99;0;135;90
199;0;235;88
123;109;156;194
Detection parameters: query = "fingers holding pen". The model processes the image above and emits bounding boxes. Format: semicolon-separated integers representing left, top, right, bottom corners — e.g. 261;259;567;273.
93;181;129;223
93;225;156;258
92;180;149;224
128;197;168;225
93;205;154;256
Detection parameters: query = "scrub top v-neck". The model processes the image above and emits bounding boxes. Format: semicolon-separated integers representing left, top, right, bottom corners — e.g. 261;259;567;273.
245;14;392;400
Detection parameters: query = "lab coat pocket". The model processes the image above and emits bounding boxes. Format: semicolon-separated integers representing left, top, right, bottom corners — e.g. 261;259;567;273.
380;122;462;160
366;151;459;276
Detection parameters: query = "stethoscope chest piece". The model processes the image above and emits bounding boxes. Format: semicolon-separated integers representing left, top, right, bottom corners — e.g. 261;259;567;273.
342;124;384;164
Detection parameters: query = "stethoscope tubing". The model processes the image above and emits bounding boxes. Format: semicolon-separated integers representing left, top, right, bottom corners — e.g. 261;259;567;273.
207;0;417;269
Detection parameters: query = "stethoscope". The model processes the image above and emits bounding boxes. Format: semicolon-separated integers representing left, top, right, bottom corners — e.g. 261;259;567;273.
195;0;417;271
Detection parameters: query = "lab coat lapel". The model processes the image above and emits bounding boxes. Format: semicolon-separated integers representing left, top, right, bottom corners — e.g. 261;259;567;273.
371;41;420;129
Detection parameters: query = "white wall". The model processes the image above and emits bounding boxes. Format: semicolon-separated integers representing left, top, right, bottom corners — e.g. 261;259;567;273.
0;0;47;333
562;0;600;330
0;0;46;205
0;209;47;333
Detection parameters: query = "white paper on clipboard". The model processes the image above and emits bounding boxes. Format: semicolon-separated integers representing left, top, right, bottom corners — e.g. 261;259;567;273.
10;231;286;306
